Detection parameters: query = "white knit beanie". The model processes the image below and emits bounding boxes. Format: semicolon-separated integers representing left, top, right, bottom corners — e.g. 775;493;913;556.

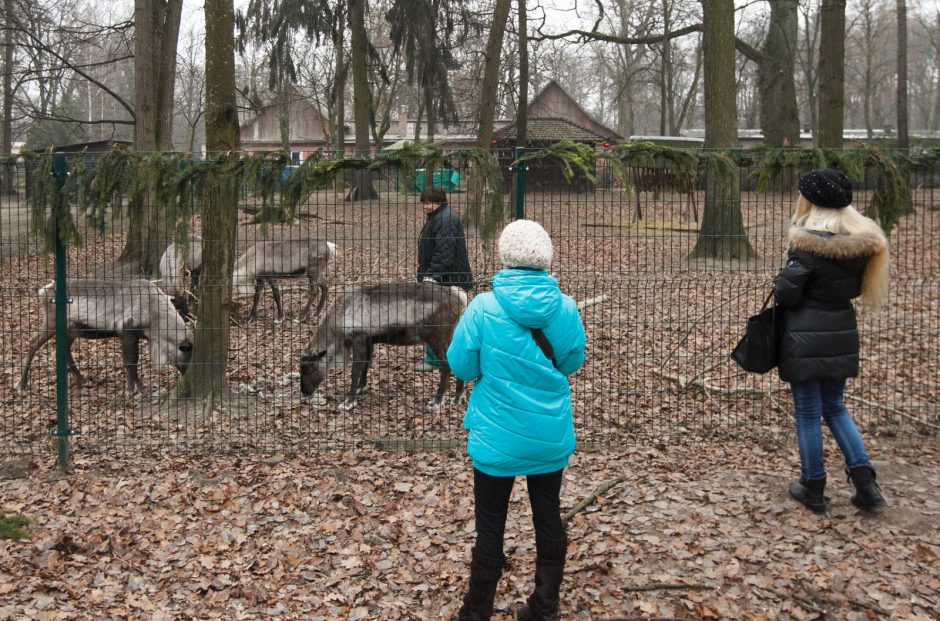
498;219;553;271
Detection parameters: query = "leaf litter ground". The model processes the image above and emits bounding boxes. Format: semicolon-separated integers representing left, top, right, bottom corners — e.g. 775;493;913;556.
1;437;938;620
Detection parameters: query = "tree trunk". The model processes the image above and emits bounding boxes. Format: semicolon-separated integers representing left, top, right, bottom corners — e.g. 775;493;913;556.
178;0;240;399
817;0;845;148
123;0;183;277
759;0;799;146
691;0;754;260
896;0;908;149
346;0;377;200
279;85;291;152
2;0;15;195
476;0;512;148
333;12;346;156
517;0;528;147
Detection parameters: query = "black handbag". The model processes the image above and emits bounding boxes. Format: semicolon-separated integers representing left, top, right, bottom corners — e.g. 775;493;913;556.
730;290;780;374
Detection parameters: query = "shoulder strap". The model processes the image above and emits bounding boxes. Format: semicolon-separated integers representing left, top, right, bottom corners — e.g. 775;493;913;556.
530;328;559;369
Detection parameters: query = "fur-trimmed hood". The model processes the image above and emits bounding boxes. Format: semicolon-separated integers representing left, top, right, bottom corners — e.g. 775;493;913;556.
788;226;886;260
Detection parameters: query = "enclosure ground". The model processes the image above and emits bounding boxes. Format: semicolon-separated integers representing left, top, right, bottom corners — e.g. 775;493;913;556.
1;437;937;620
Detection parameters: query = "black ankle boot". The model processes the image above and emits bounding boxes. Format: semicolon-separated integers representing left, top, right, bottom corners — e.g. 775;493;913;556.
514;537;566;621
789;476;827;513
846;465;886;512
455;548;505;621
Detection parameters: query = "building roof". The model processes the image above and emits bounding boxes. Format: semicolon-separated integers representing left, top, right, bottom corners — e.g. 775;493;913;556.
528;79;624;141
494;117;609;144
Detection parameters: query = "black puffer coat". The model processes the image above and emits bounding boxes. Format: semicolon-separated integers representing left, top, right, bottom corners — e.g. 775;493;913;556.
417;203;473;290
773;227;885;382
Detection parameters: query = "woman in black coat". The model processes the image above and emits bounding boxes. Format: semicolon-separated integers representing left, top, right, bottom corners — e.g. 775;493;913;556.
773;169;890;514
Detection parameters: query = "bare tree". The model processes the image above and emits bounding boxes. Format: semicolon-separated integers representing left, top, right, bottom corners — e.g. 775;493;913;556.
174;30;206;153
817;0;845;147
691;0;754;260
179;0;240;399
897;0;908;148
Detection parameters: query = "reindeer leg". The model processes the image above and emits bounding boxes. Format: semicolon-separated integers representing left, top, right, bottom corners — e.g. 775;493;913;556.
452;379;467;406
339;337;369;411
315;280;328;318
426;340;450;411
297;273;316;322
691;189;699;224
16;328;54;393
270;280;284;323
246;280;264;324
121;331;142;394
66;334;85;388
355;340;373;395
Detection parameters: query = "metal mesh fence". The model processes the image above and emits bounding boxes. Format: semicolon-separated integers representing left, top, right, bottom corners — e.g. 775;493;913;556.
0;149;937;457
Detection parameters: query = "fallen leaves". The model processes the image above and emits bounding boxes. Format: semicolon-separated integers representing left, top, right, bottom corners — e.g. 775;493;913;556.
1;439;938;619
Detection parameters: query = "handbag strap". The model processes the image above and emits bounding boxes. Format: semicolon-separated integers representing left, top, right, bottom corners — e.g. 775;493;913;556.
759;289;774;311
530;328;559;369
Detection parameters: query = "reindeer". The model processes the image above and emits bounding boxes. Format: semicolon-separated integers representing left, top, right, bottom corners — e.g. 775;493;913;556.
628;165;698;224
16;279;193;394
159;235;203;318
232;238;336;324
300;282;467;411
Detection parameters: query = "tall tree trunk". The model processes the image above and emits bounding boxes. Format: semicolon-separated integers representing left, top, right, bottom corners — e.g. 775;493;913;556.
896;0;908;149
517;0;528;147
333;11;346;156
691;0;754;260
123;0;183;277
817;0;845;148
346;0;377;200
759;0;799;146
179;0;240;399
476;0;511;148
279;85;291;152
2;0;15;194
424;85;435;140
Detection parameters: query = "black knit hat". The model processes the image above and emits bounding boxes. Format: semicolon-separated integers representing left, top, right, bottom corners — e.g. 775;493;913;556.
798;169;853;209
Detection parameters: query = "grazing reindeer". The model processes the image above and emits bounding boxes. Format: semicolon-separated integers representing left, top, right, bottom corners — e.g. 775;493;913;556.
232;238;336;324
17;279;193;394
159;235;203;318
628;165;698;224
300;282;467;411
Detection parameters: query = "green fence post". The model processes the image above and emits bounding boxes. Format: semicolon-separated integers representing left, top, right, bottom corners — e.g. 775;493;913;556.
51;153;70;474
513;146;526;220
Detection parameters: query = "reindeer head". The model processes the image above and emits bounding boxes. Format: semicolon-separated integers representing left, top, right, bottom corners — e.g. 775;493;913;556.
300;347;329;396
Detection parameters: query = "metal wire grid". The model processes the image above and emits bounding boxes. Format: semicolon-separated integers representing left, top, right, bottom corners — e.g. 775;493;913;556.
0;150;936;456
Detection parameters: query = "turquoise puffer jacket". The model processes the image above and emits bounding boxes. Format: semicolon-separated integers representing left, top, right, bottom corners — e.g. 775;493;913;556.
446;269;586;477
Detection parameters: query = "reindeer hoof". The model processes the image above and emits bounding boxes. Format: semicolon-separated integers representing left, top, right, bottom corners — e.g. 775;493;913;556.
451;393;468;406
302;391;328;407
426;398;443;412
338;399;357;411
14;383;27;395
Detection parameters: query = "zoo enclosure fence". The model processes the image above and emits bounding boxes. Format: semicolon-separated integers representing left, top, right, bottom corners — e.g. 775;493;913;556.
0;147;937;459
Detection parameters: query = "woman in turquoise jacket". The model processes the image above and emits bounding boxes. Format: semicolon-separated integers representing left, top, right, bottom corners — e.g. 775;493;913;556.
447;219;586;621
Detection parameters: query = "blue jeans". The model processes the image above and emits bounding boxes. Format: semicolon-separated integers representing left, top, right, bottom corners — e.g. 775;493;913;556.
791;378;871;480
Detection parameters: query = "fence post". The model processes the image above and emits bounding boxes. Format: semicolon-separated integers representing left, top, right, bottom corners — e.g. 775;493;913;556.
51;153;71;474
513;146;526;220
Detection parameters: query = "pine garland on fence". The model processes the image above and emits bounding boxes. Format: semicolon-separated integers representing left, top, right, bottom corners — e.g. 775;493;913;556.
21;140;934;254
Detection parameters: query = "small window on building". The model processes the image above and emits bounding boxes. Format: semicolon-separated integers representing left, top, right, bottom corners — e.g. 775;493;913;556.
291;151;302;162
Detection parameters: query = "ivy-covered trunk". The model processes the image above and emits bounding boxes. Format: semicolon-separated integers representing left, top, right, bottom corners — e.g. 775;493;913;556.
179;0;240;399
759;0;799;147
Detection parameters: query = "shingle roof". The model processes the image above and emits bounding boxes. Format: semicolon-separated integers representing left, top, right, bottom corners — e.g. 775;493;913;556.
494;117;608;143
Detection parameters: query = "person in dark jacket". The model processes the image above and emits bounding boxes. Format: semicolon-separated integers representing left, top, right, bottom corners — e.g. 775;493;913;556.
774;169;890;514
416;185;473;371
447;219;586;621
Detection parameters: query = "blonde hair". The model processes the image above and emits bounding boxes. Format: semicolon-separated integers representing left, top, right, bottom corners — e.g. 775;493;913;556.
792;195;890;310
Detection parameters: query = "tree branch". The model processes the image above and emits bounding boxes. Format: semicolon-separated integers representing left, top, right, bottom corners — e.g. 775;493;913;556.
532;23;702;45
562;475;626;524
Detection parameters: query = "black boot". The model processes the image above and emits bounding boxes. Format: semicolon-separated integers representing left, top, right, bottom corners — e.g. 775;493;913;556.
455;548;505;621
514;537;566;621
846;465;886;512
789;476;827;513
